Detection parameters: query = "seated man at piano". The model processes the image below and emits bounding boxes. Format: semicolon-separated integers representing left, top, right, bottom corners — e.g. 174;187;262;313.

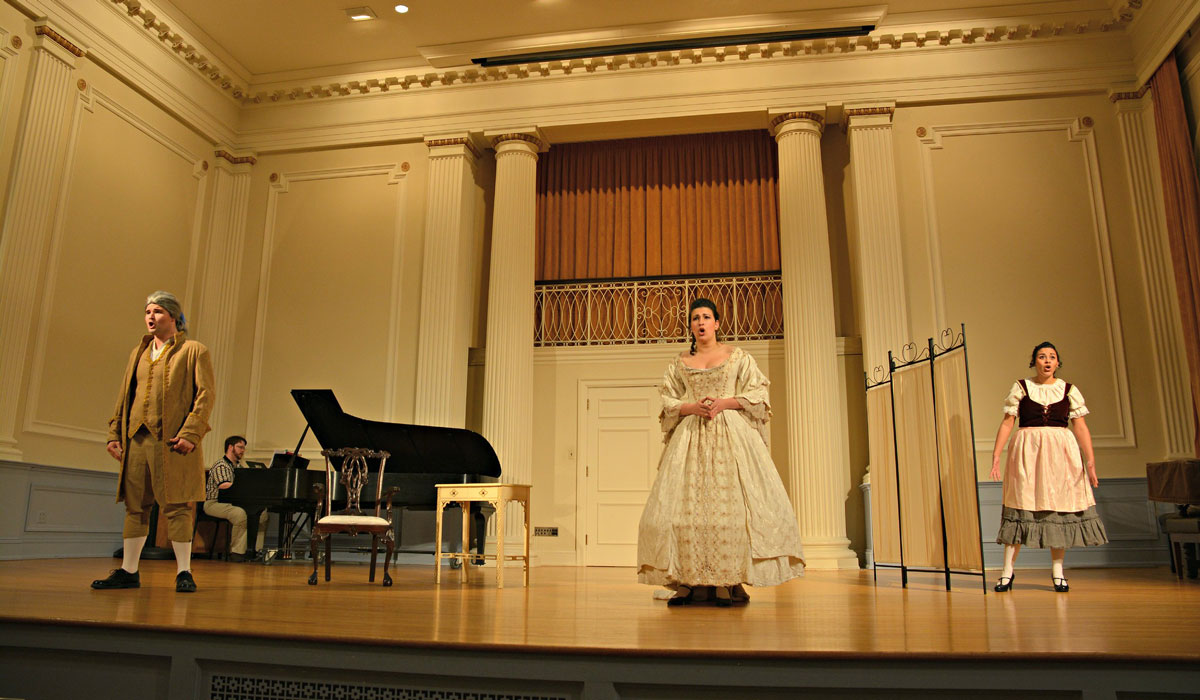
203;435;269;562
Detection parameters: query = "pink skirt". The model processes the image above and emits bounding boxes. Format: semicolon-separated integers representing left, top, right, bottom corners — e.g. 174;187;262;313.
1001;426;1095;513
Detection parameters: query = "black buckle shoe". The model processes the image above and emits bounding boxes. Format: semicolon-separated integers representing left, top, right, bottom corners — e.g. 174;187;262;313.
91;568;140;590
1052;576;1069;593
176;570;197;593
993;574;1015;592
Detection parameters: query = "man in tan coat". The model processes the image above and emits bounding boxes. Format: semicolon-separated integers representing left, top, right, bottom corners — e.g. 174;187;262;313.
92;291;215;593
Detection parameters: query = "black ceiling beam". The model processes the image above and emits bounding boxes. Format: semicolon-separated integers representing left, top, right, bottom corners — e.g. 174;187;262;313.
473;25;875;67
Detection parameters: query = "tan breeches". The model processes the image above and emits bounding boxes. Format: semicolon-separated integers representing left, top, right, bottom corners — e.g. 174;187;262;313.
203;501;268;554
122;428;194;542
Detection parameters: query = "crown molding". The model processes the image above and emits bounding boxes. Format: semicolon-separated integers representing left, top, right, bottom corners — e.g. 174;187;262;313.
101;0;1146;107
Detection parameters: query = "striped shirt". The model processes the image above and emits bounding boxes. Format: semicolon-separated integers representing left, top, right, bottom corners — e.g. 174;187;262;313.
205;457;236;501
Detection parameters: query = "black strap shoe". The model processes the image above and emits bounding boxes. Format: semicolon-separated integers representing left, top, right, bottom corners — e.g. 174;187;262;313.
1052;576;1069;593
92;568;139;589
175;570;197;593
993;574;1015;592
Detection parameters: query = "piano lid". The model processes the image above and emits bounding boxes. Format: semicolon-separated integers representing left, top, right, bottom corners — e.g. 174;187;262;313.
290;389;502;477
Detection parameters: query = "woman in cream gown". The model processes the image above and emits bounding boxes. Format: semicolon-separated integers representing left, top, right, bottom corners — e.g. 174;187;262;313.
637;298;805;607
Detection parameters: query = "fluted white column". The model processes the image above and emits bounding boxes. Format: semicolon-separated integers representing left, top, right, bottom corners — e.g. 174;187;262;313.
0;24;84;460
771;109;859;569
414;134;481;428
481;130;545;488
1112;88;1196;458
846;103;910;375
195;148;255;444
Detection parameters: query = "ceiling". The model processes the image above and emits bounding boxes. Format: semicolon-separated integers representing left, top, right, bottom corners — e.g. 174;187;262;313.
157;0;1121;83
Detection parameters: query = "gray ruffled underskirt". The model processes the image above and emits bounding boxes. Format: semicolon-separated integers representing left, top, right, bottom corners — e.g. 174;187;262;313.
995;506;1109;548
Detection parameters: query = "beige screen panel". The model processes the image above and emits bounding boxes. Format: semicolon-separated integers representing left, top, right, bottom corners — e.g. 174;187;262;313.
867;384;901;566
251;173;404;452
892;361;944;570
933;348;983;572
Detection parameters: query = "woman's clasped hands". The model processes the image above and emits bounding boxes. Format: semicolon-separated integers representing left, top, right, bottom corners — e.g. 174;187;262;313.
684;396;734;420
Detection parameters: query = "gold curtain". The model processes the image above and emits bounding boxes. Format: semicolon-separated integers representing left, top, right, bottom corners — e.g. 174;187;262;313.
1150;53;1200;457
536;130;780;281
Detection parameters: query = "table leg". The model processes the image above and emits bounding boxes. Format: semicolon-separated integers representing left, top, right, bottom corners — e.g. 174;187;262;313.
496;499;505;589
460;501;469;584
435;500;444;584
522;497;530;587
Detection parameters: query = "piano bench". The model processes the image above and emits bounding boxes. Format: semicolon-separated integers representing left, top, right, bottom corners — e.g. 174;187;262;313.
193;504;233;561
1163;515;1200;580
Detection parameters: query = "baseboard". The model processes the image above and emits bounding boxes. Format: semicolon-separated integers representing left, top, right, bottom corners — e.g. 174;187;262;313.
863;477;1173;571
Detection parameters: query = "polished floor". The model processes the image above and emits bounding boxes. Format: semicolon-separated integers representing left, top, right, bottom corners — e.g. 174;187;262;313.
1;558;1198;662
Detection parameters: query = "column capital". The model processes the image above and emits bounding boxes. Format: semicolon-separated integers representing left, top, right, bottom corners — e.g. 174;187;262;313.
32;21;86;64
769;107;826;136
485;127;548;153
424;131;485;160
1109;83;1151;113
213;147;258;171
843;101;897;129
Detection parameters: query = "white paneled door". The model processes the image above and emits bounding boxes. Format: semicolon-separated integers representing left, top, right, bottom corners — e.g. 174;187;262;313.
582;383;663;566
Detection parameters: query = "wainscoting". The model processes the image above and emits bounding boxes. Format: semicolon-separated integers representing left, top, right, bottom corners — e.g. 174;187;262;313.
861;477;1174;571
0;460;1177;569
0;460;123;560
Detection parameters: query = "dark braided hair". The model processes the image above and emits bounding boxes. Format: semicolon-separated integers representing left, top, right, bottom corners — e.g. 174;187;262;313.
687;298;720;355
1028;341;1062;372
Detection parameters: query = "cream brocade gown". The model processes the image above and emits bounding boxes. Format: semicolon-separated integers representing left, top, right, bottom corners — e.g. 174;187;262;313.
637;346;805;588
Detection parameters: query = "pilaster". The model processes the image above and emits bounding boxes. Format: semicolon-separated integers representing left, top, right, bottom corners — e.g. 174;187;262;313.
0;22;85;460
1111;87;1196;458
196;148;256;444
844;102;910;375
770;108;859;569
414;133;481;428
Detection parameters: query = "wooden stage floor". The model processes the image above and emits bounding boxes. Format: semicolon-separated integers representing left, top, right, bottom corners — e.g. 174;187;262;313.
1;557;1198;662
3;559;1200;700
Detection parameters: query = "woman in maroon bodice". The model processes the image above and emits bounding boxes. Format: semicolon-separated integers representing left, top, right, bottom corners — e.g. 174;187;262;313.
988;342;1108;593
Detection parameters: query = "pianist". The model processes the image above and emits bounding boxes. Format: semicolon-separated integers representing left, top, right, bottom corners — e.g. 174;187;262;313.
203;435;269;562
92;291;215;594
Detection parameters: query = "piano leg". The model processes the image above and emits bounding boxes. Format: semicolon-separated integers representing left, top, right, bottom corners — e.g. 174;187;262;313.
472;509;488;565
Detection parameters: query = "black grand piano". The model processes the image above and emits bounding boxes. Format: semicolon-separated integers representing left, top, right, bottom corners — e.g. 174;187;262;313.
220;389;502;561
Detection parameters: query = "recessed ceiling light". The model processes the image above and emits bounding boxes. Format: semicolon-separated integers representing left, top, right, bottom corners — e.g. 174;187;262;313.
394;4;409;13
345;6;377;21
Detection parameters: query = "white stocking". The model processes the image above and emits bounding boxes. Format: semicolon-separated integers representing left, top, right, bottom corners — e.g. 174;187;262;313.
172;539;192;574
121;536;147;573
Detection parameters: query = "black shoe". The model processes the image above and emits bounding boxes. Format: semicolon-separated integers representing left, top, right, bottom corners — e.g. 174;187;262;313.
91;568;140;590
714;587;733;608
993;574;1015;592
176;570;197;593
666;585;693;607
228;552;245;563
1052;576;1069;593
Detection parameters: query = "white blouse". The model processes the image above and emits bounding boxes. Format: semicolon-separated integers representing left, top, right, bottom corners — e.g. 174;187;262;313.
1002;378;1088;420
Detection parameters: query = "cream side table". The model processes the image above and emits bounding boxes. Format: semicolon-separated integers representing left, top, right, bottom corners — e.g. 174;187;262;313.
435;483;531;588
